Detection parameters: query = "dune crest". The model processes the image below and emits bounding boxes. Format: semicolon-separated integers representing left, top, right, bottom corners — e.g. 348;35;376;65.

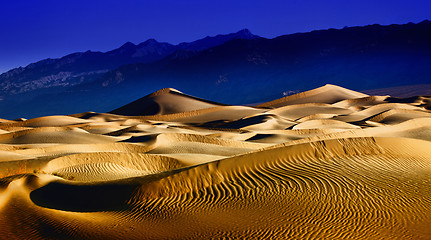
257;84;369;108
110;88;225;116
1;84;431;239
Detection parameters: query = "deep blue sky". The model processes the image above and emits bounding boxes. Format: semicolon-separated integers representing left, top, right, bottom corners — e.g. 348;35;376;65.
1;0;430;74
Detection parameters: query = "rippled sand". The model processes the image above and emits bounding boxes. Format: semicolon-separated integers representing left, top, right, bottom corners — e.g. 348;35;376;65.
1;85;431;239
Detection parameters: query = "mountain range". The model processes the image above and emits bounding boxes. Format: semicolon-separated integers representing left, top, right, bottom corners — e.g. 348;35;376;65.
1;21;431;119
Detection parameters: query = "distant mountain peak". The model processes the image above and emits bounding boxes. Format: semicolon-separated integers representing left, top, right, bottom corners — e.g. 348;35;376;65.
141;38;159;45
236;28;254;37
119;41;136;49
177;29;260;51
238;28;251;33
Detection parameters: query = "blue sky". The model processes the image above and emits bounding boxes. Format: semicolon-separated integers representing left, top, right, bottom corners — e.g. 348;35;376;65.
0;0;430;73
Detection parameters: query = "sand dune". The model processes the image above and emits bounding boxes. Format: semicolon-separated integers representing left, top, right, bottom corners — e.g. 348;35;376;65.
1;84;431;239
0;129;9;134
292;119;361;130
268;103;353;120
0;127;122;144
110;88;225;116
0;151;34;162
16;115;90;127
257;84;368;108
333;102;425;122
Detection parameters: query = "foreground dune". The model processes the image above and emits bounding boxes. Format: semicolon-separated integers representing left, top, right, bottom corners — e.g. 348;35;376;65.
1;84;431;239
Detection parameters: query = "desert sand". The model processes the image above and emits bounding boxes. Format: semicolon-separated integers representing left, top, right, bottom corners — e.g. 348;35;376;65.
1;84;431;239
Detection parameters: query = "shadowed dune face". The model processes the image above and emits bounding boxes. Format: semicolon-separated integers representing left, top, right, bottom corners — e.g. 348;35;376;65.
1;84;431;239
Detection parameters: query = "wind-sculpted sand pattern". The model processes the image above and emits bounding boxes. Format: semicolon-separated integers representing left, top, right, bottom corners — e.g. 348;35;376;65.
1;85;431;239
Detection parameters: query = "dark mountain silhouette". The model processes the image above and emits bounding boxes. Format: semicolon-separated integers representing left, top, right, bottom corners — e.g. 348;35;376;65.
0;29;259;100
178;29;258;51
1;21;431;119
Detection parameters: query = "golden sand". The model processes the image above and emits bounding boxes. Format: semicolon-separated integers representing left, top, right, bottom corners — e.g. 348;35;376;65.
1;85;431;239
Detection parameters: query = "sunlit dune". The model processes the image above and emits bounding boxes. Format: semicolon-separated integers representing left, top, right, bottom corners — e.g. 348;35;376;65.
1;84;431;239
110;88;225;116
257;84;368;108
